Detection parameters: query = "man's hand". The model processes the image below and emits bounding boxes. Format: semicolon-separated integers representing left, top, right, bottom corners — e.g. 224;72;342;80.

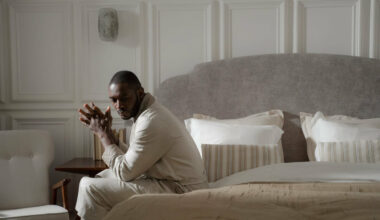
78;103;117;146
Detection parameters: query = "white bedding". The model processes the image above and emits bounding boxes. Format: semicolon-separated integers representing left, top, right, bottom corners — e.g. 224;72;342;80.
104;162;380;220
210;162;380;188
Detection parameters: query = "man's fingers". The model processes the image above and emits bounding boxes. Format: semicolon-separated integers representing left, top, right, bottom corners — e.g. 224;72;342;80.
105;106;111;118
78;109;91;120
106;106;112;124
79;117;90;125
84;104;96;115
80;121;90;127
93;105;105;118
90;102;105;117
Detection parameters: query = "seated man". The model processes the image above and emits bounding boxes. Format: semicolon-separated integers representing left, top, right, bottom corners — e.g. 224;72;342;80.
76;70;208;220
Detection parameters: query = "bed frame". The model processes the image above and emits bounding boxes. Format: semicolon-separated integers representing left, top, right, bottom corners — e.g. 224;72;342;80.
156;54;380;162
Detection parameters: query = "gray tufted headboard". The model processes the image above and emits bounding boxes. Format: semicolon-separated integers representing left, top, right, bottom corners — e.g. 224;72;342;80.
156;54;380;162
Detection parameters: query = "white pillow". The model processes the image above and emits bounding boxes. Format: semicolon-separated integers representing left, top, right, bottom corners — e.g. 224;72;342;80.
193;109;284;128
300;111;380;161
185;110;284;157
310;112;380;142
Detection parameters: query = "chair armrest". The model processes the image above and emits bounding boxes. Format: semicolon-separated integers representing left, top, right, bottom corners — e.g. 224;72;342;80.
52;178;70;190
51;178;71;209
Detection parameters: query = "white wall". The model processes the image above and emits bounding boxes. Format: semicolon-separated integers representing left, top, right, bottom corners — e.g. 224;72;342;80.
0;0;379;212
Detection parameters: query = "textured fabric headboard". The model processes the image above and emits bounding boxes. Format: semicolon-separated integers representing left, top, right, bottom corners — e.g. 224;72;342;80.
156;54;380;162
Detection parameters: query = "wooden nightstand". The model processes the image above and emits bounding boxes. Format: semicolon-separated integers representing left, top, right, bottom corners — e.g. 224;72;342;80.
55;158;108;177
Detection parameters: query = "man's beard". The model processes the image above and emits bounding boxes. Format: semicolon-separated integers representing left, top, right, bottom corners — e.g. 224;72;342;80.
119;92;141;120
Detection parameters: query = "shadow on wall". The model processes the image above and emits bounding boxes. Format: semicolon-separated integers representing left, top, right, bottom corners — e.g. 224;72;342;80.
114;9;140;48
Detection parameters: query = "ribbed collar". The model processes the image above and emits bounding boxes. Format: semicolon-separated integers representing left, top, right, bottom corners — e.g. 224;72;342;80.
133;93;155;122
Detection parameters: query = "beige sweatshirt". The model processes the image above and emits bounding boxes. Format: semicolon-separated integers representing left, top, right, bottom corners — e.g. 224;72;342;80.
102;93;208;186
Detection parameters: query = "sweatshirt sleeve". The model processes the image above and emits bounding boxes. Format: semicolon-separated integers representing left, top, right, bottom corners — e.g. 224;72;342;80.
102;136;129;166
102;118;171;182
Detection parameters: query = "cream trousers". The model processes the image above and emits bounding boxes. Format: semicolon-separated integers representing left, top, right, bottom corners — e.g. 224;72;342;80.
75;170;184;220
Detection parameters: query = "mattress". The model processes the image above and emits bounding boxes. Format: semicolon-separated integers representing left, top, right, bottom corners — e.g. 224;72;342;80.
103;162;380;220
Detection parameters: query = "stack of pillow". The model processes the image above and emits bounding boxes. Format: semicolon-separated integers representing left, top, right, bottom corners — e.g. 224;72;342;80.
185;110;380;183
300;111;380;163
184;110;284;182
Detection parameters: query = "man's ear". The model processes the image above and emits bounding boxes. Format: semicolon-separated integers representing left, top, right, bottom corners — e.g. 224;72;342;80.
137;87;145;98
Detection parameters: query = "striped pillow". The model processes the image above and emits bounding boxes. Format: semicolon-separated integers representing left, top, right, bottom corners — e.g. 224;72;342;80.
300;112;380;161
202;144;284;182
316;140;380;163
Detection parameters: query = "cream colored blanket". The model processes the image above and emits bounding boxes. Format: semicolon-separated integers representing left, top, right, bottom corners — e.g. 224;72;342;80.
104;182;380;220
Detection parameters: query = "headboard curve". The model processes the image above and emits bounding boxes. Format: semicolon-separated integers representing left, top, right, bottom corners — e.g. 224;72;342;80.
156;54;380;162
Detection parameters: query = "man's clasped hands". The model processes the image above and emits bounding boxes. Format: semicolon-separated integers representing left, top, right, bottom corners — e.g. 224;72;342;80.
78;103;117;145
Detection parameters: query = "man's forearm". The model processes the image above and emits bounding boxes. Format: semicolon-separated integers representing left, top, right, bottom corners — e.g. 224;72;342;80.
98;130;119;149
101;134;125;169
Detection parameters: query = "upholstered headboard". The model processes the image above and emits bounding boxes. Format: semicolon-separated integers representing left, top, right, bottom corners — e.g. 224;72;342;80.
156;54;380;162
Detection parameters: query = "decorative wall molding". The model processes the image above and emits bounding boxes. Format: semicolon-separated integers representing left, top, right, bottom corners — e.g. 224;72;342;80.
0;100;118;111
148;1;215;93
0;1;5;103
75;0;143;101
8;0;74;102
369;0;380;58
355;0;370;57
11;111;75;161
0;114;7;130
10;110;78;211
378;0;380;58
220;0;291;59
10;111;76;188
293;0;370;56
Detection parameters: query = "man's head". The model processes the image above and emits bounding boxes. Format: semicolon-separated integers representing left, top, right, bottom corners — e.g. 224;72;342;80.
108;70;145;120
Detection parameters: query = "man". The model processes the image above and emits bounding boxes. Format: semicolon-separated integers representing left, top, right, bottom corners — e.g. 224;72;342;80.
75;71;208;220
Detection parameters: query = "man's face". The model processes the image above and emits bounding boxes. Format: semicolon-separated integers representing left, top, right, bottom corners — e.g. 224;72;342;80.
108;83;141;120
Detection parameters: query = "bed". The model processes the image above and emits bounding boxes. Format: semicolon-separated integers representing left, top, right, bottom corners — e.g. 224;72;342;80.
104;54;380;219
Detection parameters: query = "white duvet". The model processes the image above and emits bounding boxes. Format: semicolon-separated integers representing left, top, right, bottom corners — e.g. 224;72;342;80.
210;162;380;188
104;162;380;220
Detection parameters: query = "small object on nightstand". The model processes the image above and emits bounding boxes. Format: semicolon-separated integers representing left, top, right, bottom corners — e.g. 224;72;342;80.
93;128;126;160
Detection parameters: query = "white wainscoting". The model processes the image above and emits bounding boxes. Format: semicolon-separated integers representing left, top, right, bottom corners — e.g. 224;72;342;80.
220;0;291;58
0;0;379;213
0;0;6;103
74;0;144;102
10;111;78;209
8;0;74;101
11;111;76;170
0;114;7;129
148;0;216;92
370;0;380;58
293;0;370;56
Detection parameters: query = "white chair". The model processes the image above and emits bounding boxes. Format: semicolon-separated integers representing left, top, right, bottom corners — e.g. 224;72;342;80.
0;130;69;220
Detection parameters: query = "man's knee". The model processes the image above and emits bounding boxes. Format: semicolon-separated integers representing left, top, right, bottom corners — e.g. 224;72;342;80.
78;177;97;195
76;177;108;220
76;177;101;210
